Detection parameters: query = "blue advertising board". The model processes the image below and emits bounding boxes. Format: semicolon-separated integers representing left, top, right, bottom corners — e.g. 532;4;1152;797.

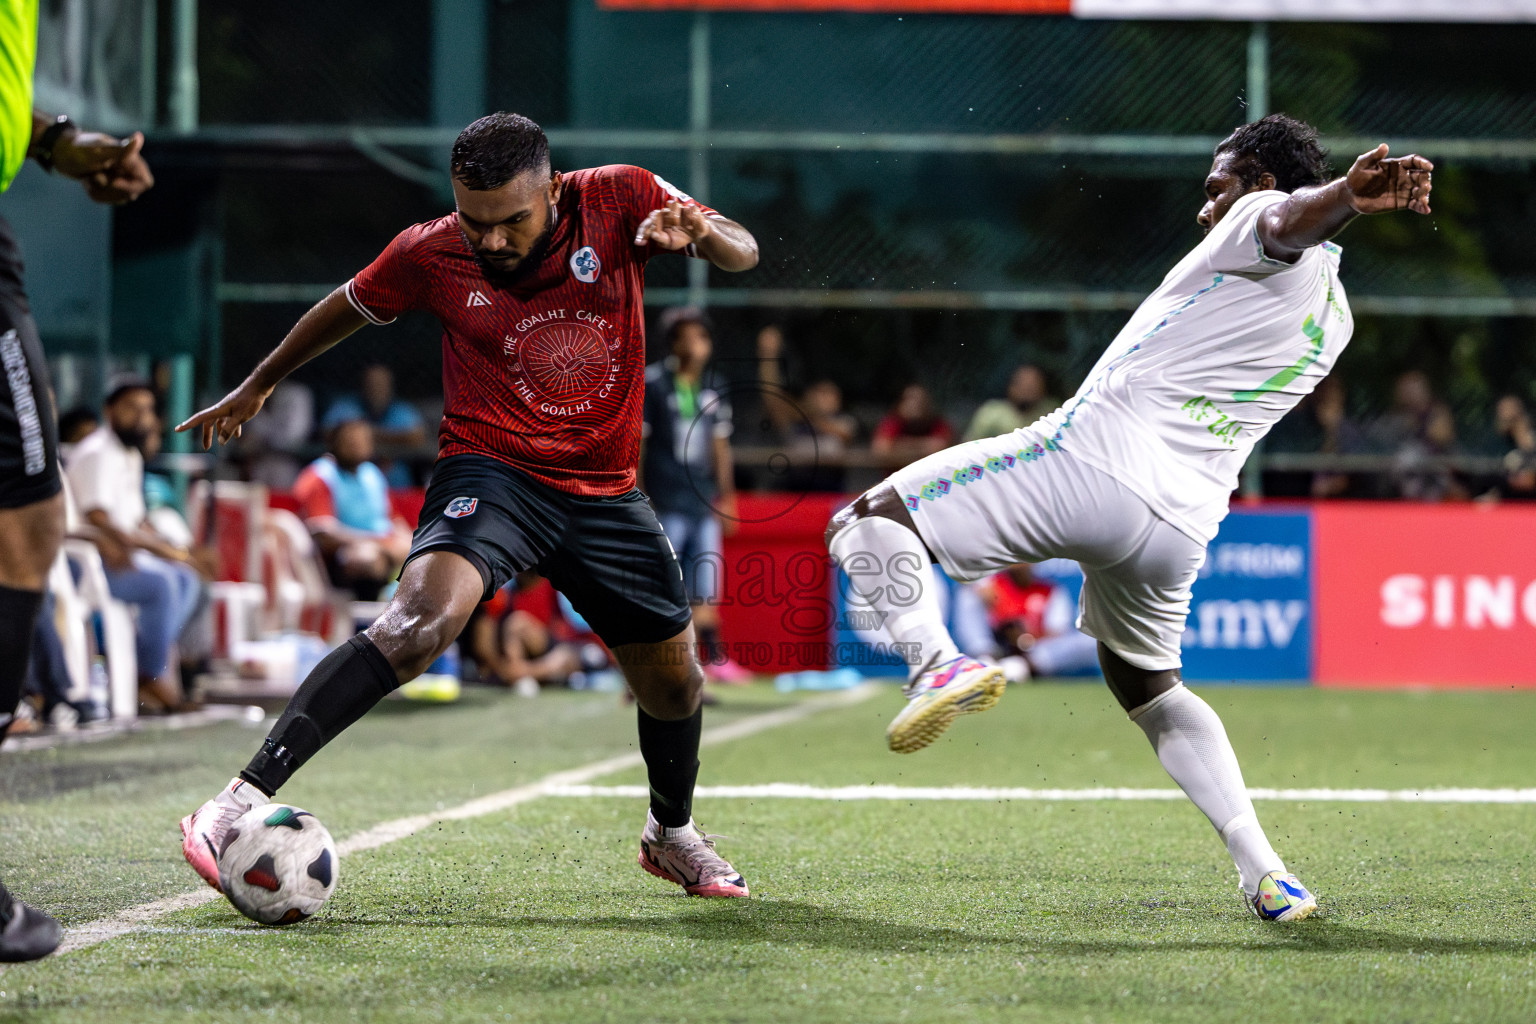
1180;510;1312;682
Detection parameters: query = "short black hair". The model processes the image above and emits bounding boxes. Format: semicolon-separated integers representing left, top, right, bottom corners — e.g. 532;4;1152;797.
450;112;550;191
1214;114;1332;193
104;375;154;408
658;306;713;347
57;405;98;441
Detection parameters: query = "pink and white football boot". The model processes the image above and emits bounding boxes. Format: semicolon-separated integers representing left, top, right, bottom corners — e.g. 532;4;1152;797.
638;811;749;898
886;655;1006;753
180;777;265;891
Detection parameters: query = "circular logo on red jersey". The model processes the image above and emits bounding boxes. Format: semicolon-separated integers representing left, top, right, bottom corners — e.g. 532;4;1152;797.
515;321;613;405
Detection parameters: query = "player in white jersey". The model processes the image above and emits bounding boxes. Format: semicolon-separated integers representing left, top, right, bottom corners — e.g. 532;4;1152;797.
825;116;1432;922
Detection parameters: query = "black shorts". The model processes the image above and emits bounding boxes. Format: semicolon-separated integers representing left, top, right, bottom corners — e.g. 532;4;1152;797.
406;454;692;648
0;218;61;510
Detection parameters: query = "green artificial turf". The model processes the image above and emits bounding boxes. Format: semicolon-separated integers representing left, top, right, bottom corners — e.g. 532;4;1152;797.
2;682;1534;1023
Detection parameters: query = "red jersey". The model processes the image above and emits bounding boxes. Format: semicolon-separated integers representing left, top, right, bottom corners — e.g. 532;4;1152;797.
345;165;718;497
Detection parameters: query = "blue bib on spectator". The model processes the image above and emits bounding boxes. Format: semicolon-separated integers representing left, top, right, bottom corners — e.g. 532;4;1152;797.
309;457;391;536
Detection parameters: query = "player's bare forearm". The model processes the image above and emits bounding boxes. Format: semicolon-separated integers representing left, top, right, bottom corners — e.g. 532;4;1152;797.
694;218;759;272
1256;179;1359;263
249;288;368;392
27;110;55;156
713;436;735;498
1259;145;1432;263
179;287;368;446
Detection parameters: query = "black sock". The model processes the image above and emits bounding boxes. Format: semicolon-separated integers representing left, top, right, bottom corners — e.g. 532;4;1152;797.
696;624;722;665
0;585;45;743
637;706;702;828
240;634;398;795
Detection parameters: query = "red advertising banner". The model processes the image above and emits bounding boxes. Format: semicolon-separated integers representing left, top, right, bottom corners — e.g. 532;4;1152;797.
717;492;846;674
1314;503;1536;688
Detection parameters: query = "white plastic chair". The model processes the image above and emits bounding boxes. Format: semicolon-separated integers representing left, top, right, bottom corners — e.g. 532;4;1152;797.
62;539;138;720
262;508;349;644
45;549;92;705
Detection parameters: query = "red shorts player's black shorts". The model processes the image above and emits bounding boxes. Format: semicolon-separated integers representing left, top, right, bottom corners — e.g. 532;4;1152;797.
406;453;692;648
0;218;62;510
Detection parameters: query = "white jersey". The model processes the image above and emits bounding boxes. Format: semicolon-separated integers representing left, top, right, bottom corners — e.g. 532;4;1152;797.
1035;189;1353;544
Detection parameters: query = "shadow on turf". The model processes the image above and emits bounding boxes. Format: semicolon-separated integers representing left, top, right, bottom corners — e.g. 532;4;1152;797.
299;901;1533;958
367;690;794;717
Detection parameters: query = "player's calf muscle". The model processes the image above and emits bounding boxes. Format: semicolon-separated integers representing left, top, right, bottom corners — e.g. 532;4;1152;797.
366;601;471;681
363;560;481;680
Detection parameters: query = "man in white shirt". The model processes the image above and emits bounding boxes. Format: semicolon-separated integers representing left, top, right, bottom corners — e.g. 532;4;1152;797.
65;379;202;712
825;115;1432;923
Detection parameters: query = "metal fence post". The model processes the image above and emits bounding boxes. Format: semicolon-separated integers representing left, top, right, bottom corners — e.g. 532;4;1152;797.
1246;21;1269;120
169;0;197;133
140;0;157;126
432;0;488;129
688;10;711;308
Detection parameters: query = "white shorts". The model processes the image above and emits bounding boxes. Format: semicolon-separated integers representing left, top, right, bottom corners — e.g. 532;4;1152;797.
887;428;1207;671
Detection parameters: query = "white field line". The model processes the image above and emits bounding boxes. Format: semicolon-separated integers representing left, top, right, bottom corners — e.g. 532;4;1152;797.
547;783;1536;804
54;684;879;956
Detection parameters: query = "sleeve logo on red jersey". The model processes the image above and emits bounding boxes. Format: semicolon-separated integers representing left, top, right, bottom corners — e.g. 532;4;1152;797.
443;496;479;519
570;246;601;284
653;174;695;205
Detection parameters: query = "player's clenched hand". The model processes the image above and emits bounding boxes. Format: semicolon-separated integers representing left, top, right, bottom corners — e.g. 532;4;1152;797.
54;131;154;205
634;200;713;251
1344;144;1432;216
176;382;269;449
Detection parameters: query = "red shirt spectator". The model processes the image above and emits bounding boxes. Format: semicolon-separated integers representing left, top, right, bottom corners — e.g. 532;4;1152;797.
872;384;952;465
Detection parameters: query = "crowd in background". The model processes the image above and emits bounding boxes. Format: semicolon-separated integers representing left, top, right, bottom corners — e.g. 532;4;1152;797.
18;311;1533;728
105;310;1536;509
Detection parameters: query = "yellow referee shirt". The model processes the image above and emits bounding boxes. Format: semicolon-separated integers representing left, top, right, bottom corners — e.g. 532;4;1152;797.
0;0;38;193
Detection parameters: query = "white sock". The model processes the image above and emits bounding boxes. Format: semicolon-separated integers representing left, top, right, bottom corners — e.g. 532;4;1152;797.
828;515;960;680
1128;684;1285;895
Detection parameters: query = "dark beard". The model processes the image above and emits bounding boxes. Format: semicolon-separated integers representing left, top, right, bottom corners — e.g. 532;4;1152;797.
115;425;151;451
464;207;558;288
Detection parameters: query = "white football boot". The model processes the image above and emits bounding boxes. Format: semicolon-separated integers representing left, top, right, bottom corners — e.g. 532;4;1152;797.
886;655;1007;753
638;811;749;897
180;777;266;891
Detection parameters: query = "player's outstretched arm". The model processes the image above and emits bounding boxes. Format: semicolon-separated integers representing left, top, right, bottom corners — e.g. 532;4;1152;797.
634;200;758;272
176;287;369;449
1258;144;1433;263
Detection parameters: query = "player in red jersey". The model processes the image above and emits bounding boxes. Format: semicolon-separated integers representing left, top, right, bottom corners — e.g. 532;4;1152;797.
177;113;760;898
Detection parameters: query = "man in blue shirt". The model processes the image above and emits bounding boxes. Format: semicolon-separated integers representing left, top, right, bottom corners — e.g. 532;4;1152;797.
320;364;426;487
293;419;412;599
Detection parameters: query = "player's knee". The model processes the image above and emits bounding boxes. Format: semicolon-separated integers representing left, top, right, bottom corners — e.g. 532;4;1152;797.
824;506;855;549
825;486;906;549
367;601;465;680
633;660;704;719
655;662;706;718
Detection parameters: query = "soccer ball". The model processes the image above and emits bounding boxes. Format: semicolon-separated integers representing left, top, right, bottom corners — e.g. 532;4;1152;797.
217;804;339;925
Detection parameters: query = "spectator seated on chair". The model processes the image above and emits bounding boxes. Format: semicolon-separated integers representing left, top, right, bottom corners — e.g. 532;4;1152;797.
293;419;413;600
466;572;609;695
63;380;203;714
22;591;81;729
320;363;425;487
975;562;1099;681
